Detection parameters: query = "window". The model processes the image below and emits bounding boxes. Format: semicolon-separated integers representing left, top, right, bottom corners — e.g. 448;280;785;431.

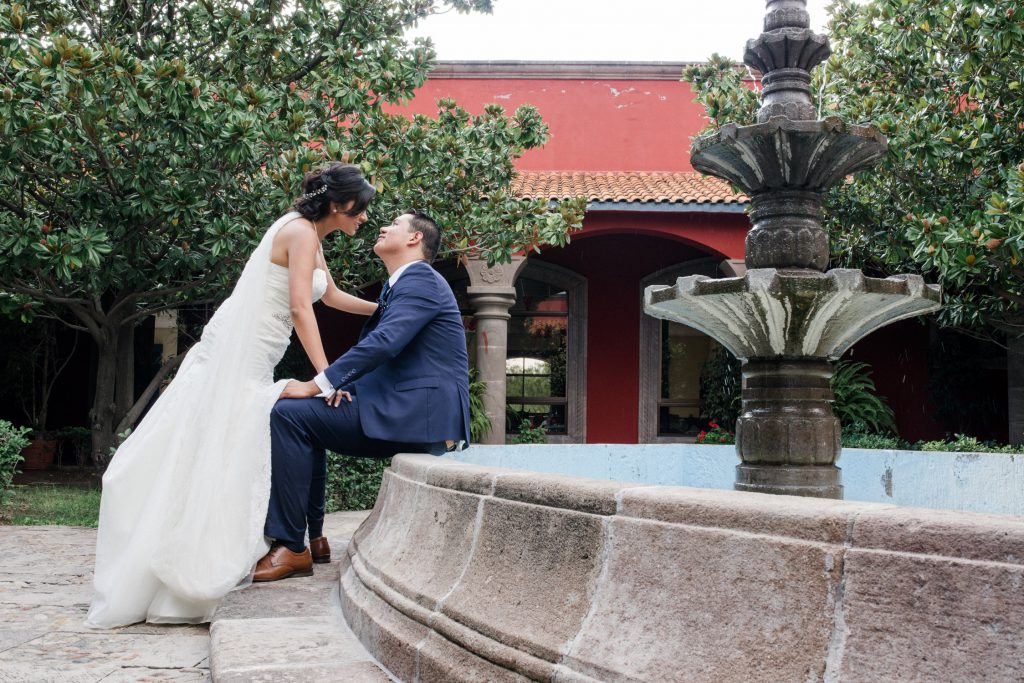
639;258;727;442
657;321;718;436
506;280;569;435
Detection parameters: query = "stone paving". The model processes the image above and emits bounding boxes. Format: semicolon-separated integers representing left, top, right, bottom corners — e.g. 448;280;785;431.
0;511;382;683
209;511;392;682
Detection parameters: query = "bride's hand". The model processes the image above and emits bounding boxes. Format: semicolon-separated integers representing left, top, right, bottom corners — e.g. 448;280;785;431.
326;389;352;407
279;379;319;400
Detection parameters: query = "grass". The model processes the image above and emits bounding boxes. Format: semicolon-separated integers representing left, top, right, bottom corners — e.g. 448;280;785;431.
1;484;101;526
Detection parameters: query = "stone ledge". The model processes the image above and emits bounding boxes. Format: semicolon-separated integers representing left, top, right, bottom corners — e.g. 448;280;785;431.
208;511;389;683
340;454;1024;682
210;616;382;679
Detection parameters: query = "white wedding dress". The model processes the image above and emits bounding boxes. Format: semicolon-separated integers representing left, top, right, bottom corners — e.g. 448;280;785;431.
87;213;328;627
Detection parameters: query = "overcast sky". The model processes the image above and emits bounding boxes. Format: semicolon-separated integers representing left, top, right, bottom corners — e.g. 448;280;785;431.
407;0;834;63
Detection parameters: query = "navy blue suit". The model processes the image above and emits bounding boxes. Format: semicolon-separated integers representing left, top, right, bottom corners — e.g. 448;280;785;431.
264;260;470;546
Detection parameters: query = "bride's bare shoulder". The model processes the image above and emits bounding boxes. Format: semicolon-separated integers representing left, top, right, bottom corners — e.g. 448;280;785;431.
279;215;315;234
274;216;317;245
270;216;318;265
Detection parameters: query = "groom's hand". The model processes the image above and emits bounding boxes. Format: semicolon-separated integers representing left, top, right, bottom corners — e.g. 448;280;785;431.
279;379;319;400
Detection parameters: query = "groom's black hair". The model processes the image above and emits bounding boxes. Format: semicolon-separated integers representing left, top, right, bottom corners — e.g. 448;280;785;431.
406;210;441;263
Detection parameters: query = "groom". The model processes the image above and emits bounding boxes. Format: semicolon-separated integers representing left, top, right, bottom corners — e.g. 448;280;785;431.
255;210;470;581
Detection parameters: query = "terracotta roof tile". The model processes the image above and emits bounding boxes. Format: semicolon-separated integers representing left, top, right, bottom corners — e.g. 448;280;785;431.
511;171;748;205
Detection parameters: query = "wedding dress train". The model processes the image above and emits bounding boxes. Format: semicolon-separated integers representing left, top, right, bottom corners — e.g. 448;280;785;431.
87;212;327;627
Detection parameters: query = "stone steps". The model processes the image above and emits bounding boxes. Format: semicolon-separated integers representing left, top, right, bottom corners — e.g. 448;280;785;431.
209;511;392;682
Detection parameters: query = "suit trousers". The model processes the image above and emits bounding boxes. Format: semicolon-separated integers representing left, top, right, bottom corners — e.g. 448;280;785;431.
264;396;444;547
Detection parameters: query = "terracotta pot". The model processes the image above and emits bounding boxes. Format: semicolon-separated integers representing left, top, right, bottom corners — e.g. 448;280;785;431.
21;437;58;470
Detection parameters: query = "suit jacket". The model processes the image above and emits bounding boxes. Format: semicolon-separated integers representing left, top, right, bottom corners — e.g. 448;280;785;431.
323;260;470;445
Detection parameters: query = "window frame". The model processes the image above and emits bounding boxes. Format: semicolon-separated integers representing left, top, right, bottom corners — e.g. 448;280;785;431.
638;258;724;443
509;260;587;444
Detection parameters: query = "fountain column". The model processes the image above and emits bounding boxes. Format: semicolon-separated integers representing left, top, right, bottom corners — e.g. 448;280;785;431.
735;358;841;496
643;0;941;497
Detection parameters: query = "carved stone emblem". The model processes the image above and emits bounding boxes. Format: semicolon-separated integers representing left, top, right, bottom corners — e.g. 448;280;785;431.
479;265;505;285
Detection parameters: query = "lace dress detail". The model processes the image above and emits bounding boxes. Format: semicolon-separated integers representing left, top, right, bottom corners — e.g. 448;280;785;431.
87;215;329;628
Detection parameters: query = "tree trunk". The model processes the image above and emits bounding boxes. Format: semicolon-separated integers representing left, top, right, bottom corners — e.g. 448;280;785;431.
114;323;135;429
37;334;50;431
1008;334;1024;445
90;333;120;468
91;321;140;469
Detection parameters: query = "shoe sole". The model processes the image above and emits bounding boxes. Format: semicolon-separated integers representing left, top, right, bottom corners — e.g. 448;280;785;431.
252;568;314;582
312;556;331;564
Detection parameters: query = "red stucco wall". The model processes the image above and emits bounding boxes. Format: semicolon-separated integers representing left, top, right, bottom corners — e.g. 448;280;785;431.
845;320;945;441
845;320;1006;442
546;212;746;442
403;78;707;171
396;74;753;442
578;211;747;261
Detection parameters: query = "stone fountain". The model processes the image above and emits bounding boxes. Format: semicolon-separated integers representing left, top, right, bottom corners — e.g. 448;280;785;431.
644;0;940;498
332;7;1024;681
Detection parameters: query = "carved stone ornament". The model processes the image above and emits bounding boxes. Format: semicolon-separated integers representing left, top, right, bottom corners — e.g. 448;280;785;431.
478;264;505;285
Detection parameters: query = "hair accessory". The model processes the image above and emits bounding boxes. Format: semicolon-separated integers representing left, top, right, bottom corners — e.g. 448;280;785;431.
301;185;328;200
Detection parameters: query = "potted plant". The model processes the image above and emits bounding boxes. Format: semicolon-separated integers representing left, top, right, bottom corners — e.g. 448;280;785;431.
20;434;58;470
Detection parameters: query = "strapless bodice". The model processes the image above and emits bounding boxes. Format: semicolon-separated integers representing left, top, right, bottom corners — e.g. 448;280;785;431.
265;263;329;319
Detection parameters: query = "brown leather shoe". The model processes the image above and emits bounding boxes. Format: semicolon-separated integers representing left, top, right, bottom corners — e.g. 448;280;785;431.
253;544;313;582
310;536;331;564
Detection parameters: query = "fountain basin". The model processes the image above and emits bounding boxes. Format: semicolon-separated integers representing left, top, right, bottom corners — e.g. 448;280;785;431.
690;117;887;193
644;268;940;360
744;29;831;74
450;444;1024;516
340;454;1024;682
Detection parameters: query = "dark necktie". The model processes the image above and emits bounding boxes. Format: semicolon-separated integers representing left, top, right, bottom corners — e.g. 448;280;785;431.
377;280;392;307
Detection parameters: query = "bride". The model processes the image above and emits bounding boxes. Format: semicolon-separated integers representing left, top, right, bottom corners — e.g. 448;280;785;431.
87;163;377;627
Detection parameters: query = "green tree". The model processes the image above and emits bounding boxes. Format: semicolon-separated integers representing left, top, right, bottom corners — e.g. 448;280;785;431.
684;0;1024;340
823;0;1024;339
0;0;586;465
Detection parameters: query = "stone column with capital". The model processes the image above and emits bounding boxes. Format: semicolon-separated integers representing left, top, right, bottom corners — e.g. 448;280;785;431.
466;256;527;444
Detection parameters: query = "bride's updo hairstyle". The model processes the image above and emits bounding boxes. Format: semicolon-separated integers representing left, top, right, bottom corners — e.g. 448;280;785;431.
293;162;375;221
